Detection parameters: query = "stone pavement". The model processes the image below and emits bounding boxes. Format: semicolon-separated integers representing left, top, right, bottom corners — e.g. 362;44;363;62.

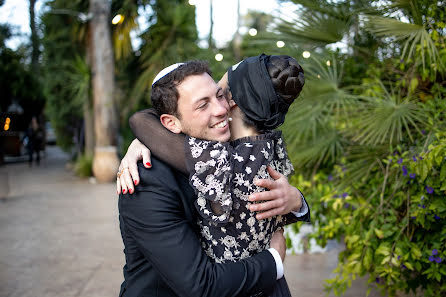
0;146;381;297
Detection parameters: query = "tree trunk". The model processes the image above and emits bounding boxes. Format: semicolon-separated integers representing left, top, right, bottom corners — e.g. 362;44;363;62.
233;0;242;61
29;0;39;74
89;0;119;182
83;97;95;157
208;0;214;50
84;25;95;158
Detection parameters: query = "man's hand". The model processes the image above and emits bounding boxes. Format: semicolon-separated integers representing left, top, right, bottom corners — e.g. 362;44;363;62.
117;138;152;195
270;229;286;262
248;166;302;220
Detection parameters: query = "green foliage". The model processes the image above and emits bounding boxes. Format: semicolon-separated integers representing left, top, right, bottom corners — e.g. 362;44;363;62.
41;0;89;151
0;27;44;117
292;131;446;297
74;153;93;177
128;0;201;115
111;0;144;60
365;8;444;72
349;81;426;145
269;1;446;296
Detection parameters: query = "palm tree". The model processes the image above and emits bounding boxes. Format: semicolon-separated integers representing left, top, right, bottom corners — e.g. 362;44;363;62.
208;0;214;49
89;0;120;182
29;0;39;74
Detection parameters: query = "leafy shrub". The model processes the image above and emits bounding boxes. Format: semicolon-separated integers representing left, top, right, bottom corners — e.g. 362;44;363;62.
74;153;93;177
291;131;446;296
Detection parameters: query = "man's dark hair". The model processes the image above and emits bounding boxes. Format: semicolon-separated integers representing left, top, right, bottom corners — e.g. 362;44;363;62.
151;60;212;118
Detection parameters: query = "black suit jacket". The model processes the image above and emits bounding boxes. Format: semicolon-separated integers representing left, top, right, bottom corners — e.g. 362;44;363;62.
118;159;279;297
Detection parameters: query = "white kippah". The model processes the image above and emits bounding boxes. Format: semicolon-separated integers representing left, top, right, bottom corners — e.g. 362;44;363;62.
152;63;185;87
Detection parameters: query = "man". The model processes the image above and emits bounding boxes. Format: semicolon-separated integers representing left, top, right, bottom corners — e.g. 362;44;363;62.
118;60;309;296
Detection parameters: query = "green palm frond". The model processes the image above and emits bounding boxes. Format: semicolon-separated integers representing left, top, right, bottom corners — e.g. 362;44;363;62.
125;2;199;116
283;99;329;145
382;0;423;25
283;55;354;139
277;11;350;47
302;56;357;119
113;12;138;60
285;126;346;169
65;55;91;107
282;56;352;169
350;81;426;146
365;15;442;71
288;0;359;20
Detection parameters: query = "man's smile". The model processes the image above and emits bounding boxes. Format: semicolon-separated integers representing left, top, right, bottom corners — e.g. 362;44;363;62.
211;118;228;129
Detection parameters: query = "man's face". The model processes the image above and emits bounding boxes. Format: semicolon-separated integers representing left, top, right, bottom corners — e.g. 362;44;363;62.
176;73;231;142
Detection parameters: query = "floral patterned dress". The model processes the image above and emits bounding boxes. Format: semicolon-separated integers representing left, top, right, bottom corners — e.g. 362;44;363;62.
185;130;294;263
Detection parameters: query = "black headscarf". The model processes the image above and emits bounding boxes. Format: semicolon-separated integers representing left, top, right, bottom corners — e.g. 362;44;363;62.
227;54;291;131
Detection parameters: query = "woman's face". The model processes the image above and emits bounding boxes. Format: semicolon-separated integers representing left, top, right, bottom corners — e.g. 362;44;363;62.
217;72;232;102
217;71;246;139
218;71;238;110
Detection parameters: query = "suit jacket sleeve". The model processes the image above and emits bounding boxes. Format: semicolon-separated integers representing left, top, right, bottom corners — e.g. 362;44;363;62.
283;191;311;225
119;163;277;297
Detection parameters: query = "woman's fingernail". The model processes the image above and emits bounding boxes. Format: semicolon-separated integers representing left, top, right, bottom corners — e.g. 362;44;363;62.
146;162;151;167
129;189;133;194
134;180;138;185
123;189;126;194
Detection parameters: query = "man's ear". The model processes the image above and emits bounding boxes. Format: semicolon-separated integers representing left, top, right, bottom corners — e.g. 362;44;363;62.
160;114;182;134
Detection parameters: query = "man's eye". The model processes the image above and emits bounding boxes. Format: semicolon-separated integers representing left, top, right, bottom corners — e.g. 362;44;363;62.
198;102;208;109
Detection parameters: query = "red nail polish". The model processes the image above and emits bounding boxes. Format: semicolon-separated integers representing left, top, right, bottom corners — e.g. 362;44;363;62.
134;180;138;185
129;189;133;194
146;162;151;167
123;189;126;194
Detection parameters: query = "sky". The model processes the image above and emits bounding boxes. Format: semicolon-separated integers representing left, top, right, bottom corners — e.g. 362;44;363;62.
0;0;294;50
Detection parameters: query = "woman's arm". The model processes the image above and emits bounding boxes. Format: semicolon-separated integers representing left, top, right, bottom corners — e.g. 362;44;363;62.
116;109;188;194
129;109;188;174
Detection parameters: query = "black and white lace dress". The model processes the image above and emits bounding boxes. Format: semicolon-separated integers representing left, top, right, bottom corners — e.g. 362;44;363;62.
185;130;294;263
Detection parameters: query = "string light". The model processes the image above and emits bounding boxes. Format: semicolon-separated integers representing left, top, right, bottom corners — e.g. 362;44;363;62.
248;28;257;36
276;41;285;48
112;14;124;25
4;117;10;131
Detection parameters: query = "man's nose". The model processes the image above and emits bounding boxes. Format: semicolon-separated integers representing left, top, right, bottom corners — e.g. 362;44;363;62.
211;97;229;117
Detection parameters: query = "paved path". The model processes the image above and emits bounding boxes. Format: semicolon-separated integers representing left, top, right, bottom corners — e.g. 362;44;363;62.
0;146;380;297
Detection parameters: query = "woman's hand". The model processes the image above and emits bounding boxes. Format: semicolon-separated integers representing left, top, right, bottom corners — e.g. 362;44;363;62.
248;166;302;220
117;138;152;195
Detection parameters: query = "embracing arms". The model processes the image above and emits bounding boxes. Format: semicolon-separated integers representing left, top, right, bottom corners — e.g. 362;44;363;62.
117;108;310;223
119;161;283;297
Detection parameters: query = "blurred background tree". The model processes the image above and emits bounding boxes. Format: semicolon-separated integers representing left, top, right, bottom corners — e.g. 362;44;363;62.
0;0;44;124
